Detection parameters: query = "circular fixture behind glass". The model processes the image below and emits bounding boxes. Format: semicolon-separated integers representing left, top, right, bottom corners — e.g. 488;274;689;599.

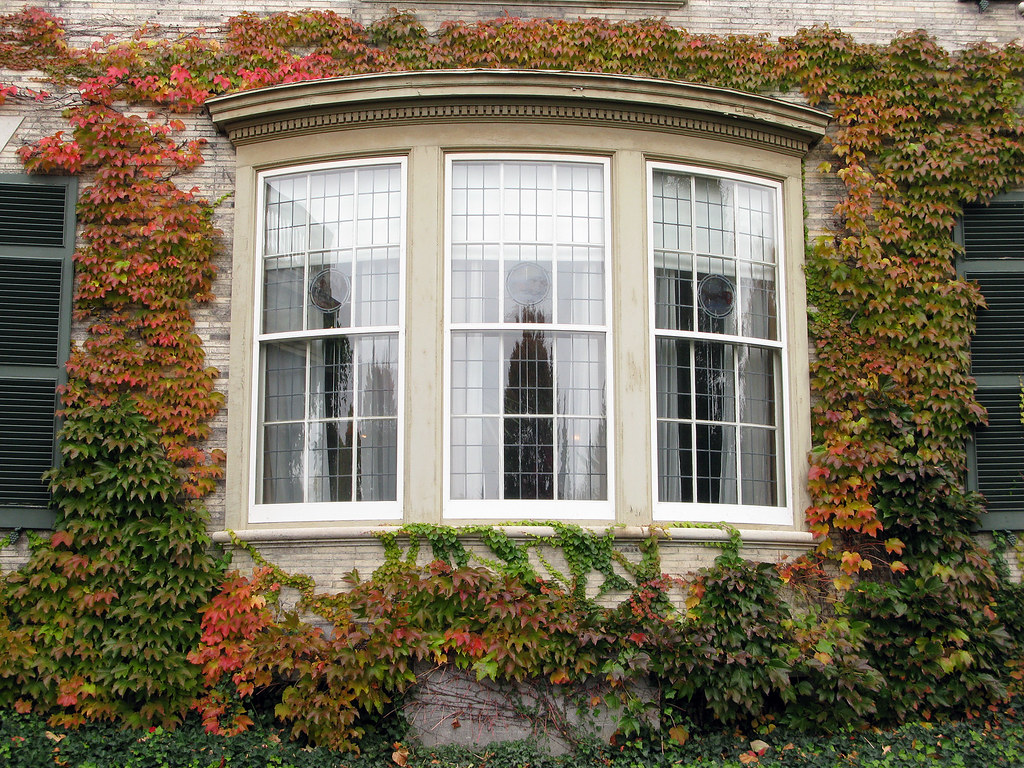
506;262;551;307
697;274;735;318
309;267;352;312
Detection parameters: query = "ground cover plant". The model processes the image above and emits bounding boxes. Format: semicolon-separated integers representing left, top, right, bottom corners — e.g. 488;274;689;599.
1;701;1023;767
0;5;1023;757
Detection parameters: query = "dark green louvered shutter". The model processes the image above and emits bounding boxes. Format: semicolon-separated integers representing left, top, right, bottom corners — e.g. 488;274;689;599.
960;194;1024;530
0;175;75;528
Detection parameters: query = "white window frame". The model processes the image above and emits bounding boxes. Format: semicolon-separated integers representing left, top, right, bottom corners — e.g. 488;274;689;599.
443;152;615;520
647;161;792;526
249;157;406;523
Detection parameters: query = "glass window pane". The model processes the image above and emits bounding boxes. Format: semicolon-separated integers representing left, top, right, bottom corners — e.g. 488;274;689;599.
740;261;777;340
741;426;778;506
264;164;402;334
654;251;694;332
451;332;502;416
696;257;738;336
504;417;554;499
306;252;352;330
557;417;607;500
354;247;399;327
357;335;398;417
263;257;304;334
452;244;500;323
451;416;501;500
308;419;354;502
555;333;605;416
657;421;693;503
696;423;737;504
735;183;775;263
309;338;354;421
653;171;692;252
357;418;397;501
694;341;735;422
739;346;776;426
656;338;691;420
557;246;604;325
504;330;554;416
264;342;306;423
264;176;307;257
504;245;553;323
262;423;304;504
694;177;734;257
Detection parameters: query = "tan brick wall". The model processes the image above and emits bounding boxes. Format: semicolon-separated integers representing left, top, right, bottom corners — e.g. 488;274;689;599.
30;0;1024;49
224;530;815;607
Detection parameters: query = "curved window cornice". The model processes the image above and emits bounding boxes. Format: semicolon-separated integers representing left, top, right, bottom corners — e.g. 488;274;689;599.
207;70;830;155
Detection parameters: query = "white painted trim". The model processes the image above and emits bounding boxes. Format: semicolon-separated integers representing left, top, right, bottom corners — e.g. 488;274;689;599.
646;161;794;527
250;157;407;523
213;524;817;546
442;153;615;519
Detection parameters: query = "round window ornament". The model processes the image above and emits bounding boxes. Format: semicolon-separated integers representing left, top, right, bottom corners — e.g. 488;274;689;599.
506;262;551;307
698;274;735;318
309;267;352;312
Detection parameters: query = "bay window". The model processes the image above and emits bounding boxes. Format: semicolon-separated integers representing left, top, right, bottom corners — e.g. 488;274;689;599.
209;70;826;532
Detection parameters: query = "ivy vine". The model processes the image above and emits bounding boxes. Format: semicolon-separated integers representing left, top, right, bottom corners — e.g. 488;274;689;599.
0;5;1022;734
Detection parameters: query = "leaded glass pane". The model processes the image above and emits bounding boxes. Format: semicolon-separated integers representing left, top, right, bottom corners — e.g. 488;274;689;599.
557;417;607;500
357;418;398;501
741;426;778;506
657;421;693;503
449;158;608;505
451;416;501;500
258;162;402;508
262;423;303;504
308;419;354;502
651;167;783;510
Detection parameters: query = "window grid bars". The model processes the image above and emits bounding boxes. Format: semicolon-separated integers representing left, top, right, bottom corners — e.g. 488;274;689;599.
650;164;784;509
255;160;403;512
654;340;781;506
447;157;609;504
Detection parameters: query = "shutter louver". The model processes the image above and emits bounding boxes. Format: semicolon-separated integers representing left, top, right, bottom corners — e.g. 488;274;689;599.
963;200;1024;260
0;378;58;508
0;175;74;527
0;257;64;366
968;272;1024;376
973;389;1024;517
0;183;68;248
961;195;1024;529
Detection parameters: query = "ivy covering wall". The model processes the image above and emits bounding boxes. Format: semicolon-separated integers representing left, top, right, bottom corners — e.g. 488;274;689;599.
0;6;1023;752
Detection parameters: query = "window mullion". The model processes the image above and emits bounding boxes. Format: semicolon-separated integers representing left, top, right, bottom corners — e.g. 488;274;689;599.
352;337;361;501
550;329;560;499
733;343;743;506
689;338;698;503
302;174;312;334
303;339;312;504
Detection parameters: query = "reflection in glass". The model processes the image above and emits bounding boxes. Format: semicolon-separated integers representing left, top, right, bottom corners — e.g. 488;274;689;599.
450;158;608;503
652;166;782;508
450;329;606;501
259;162;402;507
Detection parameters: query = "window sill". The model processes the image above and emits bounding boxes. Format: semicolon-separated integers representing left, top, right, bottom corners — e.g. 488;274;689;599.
248;501;403;524
213;524;817;547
